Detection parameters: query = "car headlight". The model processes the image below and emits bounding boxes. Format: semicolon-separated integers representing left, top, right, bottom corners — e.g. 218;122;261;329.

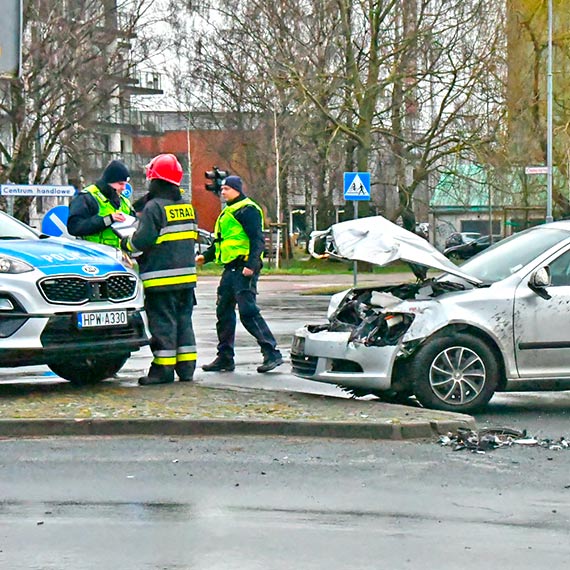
0;255;34;273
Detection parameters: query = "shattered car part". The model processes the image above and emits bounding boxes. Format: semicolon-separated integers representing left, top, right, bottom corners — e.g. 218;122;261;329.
292;216;570;412
439;427;570;453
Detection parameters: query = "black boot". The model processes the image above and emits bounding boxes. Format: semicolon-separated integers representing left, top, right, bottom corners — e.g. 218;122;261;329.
257;353;284;373
176;364;196;382
202;356;235;372
138;367;174;386
138;375;175;386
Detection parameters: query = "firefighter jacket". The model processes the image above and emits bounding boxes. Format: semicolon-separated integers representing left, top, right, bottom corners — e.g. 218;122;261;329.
123;196;197;291
214;197;264;266
69;184;132;249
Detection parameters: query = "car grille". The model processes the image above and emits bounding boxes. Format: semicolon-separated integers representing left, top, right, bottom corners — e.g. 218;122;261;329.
291;354;318;376
39;274;138;304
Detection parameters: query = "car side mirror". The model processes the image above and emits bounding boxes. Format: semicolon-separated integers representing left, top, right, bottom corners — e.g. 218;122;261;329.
528;267;552;299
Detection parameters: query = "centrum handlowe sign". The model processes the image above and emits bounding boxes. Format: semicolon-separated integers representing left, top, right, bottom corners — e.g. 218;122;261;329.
0;184;76;197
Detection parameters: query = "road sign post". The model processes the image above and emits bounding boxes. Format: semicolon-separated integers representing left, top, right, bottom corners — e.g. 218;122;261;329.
344;172;371;286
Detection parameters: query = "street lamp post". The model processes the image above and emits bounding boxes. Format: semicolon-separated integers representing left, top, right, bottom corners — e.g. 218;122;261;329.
546;0;554;223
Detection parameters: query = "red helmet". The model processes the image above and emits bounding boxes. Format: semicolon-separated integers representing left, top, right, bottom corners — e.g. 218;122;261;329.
145;154;184;185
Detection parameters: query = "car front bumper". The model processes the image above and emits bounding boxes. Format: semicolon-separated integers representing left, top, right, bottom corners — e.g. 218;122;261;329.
0;308;148;366
291;326;398;392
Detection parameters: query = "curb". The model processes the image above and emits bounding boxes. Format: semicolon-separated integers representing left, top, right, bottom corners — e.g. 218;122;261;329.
0;417;475;439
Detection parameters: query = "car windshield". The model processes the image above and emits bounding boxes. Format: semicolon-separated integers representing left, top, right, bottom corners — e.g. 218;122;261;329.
459;227;570;283
0;212;39;240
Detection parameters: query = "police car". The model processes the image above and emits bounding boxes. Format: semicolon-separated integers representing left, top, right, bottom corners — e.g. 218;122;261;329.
0;211;148;384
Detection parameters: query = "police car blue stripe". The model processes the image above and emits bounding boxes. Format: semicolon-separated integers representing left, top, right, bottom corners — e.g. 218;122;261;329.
0;240;127;275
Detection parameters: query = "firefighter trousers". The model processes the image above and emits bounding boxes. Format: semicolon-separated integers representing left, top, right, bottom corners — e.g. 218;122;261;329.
145;287;197;381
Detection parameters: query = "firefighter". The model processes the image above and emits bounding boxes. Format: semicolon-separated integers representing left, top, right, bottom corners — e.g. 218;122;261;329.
67;159;133;248
121;154;198;385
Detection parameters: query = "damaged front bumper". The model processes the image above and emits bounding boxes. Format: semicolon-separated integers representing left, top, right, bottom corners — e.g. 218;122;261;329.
291;326;400;391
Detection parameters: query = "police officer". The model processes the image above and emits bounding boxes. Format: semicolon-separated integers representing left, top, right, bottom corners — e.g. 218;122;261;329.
196;175;283;374
67;159;133;248
121;154;198;385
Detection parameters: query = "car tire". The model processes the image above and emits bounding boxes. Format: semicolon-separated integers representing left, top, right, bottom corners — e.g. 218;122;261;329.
48;354;130;385
411;333;498;413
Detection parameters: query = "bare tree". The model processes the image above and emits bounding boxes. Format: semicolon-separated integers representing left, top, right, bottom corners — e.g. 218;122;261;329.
0;0;161;222
167;0;506;231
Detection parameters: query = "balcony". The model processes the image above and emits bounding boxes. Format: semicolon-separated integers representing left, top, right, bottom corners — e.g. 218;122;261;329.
94;106;163;133
124;69;163;95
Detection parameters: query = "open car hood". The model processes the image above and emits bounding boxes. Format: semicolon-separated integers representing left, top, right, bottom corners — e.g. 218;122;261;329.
309;216;482;285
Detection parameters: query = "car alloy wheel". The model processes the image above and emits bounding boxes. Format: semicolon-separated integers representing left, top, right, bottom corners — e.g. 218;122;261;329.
411;332;499;412
429;345;485;406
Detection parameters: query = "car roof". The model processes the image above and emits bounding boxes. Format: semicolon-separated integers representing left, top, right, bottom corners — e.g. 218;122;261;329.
541;220;570;231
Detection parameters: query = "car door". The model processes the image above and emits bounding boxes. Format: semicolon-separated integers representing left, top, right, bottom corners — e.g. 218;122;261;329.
514;248;570;378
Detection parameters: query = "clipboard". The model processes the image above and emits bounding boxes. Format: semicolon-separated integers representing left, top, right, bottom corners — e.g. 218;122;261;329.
111;215;138;239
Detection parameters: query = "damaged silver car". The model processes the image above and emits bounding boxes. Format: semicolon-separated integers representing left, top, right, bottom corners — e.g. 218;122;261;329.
291;216;570;412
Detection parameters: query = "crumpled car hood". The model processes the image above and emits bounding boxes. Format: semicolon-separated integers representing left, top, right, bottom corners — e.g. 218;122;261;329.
310;216;482;285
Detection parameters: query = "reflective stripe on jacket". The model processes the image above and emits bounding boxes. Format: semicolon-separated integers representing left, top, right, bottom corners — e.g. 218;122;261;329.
214;197;264;265
82;185;131;248
128;199;197;291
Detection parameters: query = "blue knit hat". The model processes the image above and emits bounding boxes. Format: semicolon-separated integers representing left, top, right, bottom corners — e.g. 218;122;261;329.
222;175;243;194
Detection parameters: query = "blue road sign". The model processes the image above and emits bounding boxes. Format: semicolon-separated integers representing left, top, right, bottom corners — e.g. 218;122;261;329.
42;205;70;237
343;172;371;201
122;182;133;199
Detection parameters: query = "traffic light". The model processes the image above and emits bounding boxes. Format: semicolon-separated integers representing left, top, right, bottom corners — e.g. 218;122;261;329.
204;166;229;195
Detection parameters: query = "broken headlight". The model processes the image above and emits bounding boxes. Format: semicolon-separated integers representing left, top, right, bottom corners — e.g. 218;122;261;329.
349;312;414;346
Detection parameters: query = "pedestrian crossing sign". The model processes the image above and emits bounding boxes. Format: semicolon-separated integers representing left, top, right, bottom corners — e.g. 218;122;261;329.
343;172;371;201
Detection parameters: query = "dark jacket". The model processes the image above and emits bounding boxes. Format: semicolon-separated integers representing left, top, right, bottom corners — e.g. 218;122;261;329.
123;179;197;291
67;179;132;237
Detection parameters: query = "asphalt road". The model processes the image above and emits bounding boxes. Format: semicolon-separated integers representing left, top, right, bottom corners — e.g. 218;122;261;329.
1;436;569;570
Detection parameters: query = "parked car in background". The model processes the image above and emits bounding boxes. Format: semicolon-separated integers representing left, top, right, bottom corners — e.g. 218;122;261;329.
292;215;570;413
0;211;148;384
444;231;481;249
444;234;503;260
196;228;214;255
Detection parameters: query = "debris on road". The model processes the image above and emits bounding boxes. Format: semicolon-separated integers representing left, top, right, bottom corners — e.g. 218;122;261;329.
439;427;570;453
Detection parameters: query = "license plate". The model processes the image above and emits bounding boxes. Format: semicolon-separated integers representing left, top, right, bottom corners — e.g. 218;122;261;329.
77;310;128;329
291;336;305;355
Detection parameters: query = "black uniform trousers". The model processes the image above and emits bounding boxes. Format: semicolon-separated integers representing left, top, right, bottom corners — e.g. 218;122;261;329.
215;267;280;361
145;287;197;381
